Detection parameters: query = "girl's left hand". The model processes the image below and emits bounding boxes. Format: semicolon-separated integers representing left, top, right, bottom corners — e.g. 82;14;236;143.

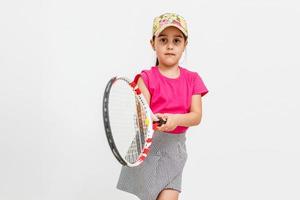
155;113;179;132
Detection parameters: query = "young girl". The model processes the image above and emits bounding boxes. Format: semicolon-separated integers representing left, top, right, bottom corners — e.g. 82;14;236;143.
117;13;208;200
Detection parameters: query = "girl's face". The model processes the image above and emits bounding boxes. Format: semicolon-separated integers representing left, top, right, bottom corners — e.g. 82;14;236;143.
151;26;187;68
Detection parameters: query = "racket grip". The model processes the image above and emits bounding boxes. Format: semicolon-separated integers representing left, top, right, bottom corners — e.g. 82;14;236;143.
152;117;167;130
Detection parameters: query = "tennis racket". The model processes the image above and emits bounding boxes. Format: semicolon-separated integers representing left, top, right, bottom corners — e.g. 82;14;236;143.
102;74;166;167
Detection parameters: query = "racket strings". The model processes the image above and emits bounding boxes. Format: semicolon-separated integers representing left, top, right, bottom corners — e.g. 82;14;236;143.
125;98;148;163
109;80;148;164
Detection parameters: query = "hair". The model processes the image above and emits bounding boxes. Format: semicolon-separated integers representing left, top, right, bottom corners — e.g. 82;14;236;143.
152;33;188;66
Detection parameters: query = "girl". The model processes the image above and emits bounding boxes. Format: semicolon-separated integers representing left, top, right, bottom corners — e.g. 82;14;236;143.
117;13;209;200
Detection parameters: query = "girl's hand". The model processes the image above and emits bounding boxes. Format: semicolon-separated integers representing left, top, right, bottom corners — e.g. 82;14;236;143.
155;113;179;132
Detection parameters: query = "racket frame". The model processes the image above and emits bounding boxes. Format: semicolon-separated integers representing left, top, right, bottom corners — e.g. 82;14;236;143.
103;75;155;167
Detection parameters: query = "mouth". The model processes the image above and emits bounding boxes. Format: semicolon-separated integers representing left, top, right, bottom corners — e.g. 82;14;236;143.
165;53;176;56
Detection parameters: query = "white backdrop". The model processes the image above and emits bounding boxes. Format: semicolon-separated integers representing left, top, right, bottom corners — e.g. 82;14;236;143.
1;0;300;199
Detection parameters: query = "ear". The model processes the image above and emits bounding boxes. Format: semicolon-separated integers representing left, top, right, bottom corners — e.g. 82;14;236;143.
150;39;155;51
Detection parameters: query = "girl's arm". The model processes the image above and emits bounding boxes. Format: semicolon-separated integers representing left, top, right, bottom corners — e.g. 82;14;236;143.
156;94;202;132
137;77;151;105
176;94;202;126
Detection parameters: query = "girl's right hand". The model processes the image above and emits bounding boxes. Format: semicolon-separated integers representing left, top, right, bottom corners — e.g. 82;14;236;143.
154;113;168;123
154;113;178;132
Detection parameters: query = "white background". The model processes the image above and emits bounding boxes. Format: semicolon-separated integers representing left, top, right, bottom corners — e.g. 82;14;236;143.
1;0;300;199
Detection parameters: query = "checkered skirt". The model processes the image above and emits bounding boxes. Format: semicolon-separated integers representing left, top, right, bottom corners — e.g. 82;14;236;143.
116;130;188;200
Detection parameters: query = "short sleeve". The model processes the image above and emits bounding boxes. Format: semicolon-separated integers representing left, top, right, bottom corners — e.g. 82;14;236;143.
193;73;208;97
140;70;150;90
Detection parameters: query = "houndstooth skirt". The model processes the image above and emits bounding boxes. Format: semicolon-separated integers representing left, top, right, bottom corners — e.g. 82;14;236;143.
116;130;188;200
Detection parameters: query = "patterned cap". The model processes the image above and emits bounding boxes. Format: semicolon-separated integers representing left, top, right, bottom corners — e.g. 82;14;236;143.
152;13;188;37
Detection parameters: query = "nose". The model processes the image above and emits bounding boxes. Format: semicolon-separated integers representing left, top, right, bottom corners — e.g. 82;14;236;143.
166;41;174;50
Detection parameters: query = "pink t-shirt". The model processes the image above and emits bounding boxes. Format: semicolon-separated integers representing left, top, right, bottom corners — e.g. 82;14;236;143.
141;66;208;134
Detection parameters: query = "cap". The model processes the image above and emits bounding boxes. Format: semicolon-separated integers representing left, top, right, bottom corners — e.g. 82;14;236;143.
152;13;188;38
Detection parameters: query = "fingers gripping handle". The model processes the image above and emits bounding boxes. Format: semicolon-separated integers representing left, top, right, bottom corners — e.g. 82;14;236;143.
152;117;167;130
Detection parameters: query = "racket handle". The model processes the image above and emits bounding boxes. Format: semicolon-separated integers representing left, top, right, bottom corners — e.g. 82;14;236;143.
152;117;167;130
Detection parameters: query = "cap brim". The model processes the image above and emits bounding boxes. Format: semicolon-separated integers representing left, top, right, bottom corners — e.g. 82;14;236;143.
154;24;188;37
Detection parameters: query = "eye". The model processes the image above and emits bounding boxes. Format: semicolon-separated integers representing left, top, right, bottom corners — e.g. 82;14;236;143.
174;38;182;44
159;38;167;43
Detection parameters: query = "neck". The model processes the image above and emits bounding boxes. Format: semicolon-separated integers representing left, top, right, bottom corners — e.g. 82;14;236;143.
157;63;180;78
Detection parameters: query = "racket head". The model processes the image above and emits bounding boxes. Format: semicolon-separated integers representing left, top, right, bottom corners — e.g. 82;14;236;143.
103;76;154;167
